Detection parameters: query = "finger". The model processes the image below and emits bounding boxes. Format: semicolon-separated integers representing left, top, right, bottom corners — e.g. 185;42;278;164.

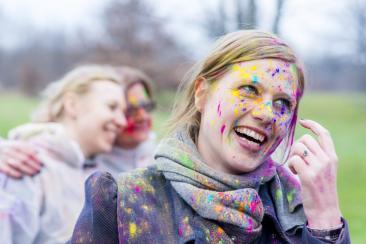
0;163;23;179
4;147;42;171
287;154;308;178
299;119;335;153
298;134;327;159
10;142;43;166
5;157;39;176
289;142;315;165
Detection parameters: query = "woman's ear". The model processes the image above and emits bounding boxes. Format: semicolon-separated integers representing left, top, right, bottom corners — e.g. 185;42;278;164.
62;92;79;120
194;77;209;112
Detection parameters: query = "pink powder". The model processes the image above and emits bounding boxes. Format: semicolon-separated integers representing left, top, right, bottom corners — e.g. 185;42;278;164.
220;124;226;134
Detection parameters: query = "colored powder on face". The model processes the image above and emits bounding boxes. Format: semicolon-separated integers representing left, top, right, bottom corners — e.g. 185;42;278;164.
234;107;239;116
129;222;137;237
217;102;221;116
272;67;280;77
135;186;141;193
231;89;241;98
128;95;139;106
250;65;257;71
280;105;286;115
242;72;251;79
252;75;258;84
265;101;273;112
220;124;226;134
123;118;137;134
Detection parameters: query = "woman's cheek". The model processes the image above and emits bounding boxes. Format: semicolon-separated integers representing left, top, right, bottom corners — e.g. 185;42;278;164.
235;98;251;115
274;114;292;135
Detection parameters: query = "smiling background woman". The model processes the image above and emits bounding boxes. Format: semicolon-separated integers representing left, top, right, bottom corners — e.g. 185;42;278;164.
70;31;350;244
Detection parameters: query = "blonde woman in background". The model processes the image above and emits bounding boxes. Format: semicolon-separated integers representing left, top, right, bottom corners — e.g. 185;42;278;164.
0;65;126;244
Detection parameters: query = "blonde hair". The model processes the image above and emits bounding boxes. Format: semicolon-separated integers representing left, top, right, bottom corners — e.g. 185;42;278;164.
32;65;123;122
114;66;154;101
167;30;305;141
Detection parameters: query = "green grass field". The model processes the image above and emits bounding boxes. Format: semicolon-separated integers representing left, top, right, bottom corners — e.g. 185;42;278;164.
1;91;365;242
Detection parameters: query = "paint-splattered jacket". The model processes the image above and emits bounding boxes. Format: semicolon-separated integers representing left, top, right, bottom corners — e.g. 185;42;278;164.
70;168;350;244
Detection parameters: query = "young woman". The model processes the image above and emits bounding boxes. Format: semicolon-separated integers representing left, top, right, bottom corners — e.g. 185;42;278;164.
70;30;350;243
0;65;126;243
93;66;157;175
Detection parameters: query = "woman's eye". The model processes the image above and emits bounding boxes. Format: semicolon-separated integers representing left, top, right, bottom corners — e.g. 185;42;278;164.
274;99;292;114
240;85;258;96
109;103;118;110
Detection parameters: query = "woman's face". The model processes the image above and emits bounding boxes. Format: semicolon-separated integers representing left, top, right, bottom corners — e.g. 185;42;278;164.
72;80;127;157
116;83;153;149
197;59;299;174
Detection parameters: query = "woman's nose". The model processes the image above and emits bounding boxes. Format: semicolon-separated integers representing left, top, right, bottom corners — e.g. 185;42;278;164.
134;107;149;120
251;100;275;125
114;110;127;129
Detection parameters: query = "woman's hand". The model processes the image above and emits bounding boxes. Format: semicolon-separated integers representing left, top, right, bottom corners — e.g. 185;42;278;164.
287;119;342;229
0;141;42;178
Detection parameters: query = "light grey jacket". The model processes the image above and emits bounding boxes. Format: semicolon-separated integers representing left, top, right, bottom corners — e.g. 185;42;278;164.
0;123;86;244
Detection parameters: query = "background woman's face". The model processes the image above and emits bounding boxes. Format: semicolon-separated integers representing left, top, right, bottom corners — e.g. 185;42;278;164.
116;82;153;149
198;59;299;174
72;81;126;156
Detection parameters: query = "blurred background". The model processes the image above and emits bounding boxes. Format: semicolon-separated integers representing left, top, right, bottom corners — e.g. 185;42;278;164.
0;0;365;242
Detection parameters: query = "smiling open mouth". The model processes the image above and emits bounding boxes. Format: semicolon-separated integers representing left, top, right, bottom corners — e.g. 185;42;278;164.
234;127;267;146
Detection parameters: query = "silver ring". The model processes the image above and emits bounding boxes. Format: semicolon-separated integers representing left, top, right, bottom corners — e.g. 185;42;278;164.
302;149;308;157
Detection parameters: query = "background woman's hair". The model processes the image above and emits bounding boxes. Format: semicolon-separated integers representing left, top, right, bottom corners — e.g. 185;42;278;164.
31;65;122;123
114;66;154;101
166;29;305;148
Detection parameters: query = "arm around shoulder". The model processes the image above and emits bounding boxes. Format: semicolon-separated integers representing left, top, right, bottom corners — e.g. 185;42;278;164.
69;171;119;244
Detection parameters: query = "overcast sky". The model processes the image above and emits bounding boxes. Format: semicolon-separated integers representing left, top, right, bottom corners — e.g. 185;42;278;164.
0;0;357;59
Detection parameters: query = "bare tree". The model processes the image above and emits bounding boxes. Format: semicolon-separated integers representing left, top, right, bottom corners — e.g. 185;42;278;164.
91;0;189;88
203;0;258;38
204;0;228;38
350;0;366;63
245;0;257;29
272;0;285;35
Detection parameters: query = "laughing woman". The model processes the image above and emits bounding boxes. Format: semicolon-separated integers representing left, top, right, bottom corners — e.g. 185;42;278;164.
70;31;350;243
0;65;126;244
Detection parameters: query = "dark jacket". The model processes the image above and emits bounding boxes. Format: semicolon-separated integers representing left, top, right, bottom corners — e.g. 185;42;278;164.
70;167;350;244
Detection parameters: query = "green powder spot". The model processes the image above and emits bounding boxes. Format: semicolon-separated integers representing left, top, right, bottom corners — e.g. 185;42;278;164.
287;189;295;203
181;153;194;168
275;189;283;200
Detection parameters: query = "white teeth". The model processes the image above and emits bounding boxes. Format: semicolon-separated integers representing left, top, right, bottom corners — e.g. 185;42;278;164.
235;127;265;142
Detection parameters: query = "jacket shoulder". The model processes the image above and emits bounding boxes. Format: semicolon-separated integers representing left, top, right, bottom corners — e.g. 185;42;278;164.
70;171;119;244
116;165;165;194
115;166;178;242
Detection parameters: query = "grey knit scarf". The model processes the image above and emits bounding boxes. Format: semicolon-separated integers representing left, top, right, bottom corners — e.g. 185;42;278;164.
156;128;306;241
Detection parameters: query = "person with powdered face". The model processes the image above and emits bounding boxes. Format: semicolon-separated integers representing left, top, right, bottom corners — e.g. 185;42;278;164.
92;66;157;175
70;30;350;244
